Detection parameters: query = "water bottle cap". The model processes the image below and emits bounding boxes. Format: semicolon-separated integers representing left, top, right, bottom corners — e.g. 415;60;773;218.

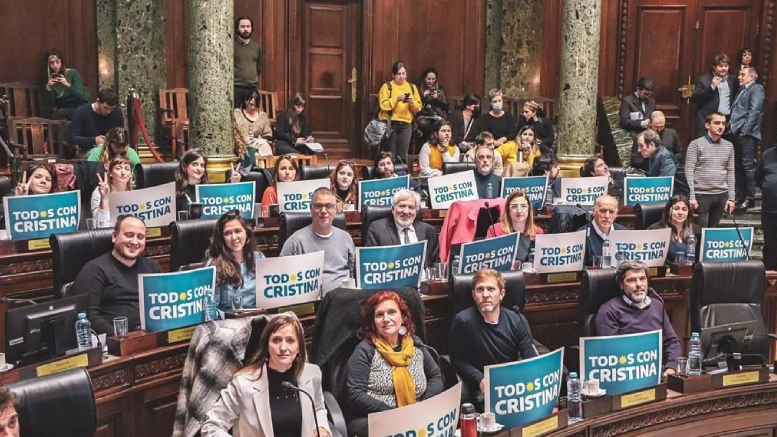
461;403;475;414
569;372;578;378
77;312;86;319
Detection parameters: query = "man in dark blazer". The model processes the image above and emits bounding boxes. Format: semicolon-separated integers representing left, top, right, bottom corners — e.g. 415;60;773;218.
637;129;690;197
620;78;656;171
579;195;627;267
650;111;683;163
364;189;439;267
730;67;765;210
691;54;738;138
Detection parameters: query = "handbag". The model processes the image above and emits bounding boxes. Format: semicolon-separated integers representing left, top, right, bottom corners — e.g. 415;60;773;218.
363;81;394;150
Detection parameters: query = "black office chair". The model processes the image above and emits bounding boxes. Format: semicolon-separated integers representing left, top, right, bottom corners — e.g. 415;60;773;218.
361;164;409;180
578;269;622;336
278;211;347;250
548;204;589;234
311;287;430;437
136;162;179;188
242;169;273;201
300;164;334;181
442;162;476;175
9;367;96;437
690;261;777;361
50;229;114;298
448;271;527;321
634;203;665;230
0;175;11;200
360;205;392;245
170;219;218;271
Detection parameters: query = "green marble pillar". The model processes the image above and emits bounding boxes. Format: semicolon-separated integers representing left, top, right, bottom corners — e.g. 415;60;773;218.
499;0;543;97
188;0;234;156
557;0;601;159
485;0;504;94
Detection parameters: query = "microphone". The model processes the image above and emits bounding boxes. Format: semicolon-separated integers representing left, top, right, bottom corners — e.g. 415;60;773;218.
1;297;37;306
323;152;330;172
575;203;592;237
727;211;751;259
281;381;322;437
483;201;498;237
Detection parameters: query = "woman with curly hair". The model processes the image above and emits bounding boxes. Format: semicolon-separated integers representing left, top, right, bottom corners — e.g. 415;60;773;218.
330;160;359;210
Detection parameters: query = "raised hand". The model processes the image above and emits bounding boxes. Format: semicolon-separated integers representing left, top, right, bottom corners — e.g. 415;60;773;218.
229;162;242;183
96;172;110;198
14;172;29;196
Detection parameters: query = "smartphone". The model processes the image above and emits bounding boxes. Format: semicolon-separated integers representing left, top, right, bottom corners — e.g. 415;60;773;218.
404;93;411;99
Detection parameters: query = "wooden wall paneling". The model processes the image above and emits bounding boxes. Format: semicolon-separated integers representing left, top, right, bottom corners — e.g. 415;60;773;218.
135;381;182;437
597;0;622;97
95;395;135;437
260;0;290;105
165;0;188;89
541;0;564;99
696;0;761;76
463;0;487;98
761;0;776;150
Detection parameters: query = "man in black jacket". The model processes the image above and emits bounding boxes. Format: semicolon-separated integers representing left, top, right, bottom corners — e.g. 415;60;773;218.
637;129;689;197
756;146;777;270
620;78;656;171
691;54;738;138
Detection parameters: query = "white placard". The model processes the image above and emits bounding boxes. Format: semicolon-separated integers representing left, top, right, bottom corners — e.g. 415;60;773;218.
534;230;587;274
427;171;479;209
559;176;608;205
255;251;324;309
276;179;330;213
609;228;671;267
367;383;462;437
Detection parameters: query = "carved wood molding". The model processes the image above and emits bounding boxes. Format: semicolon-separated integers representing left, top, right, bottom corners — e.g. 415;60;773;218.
762;0;775;88
527;287;578;304
92;369;129;392
0;259;52;276
617;0;629;98
135;353;186;380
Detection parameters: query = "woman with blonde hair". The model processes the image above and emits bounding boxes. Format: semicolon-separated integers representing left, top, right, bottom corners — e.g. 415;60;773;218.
91;155;133;224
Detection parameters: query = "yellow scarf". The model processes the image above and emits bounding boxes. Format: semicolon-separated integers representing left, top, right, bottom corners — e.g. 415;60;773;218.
372;335;417;407
429;145;456;171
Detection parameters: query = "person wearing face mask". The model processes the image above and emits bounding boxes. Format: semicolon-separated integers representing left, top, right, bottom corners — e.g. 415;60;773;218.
203;313;331;437
692;54;738;138
418;121;459;177
517;101;555;154
648;196;700;264
594;260;681;376
262;154;300;206
474;89;518;154
472;144;501;198
364;189;439;268
378;61;422;164
91;156;133;224
204;211;266;317
1;165;58;230
450;94;481;153
345;291;443;437
175;149;242;213
330;160;359;210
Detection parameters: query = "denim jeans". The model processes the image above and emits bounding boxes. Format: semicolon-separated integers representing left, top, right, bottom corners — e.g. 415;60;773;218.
734;134;757;202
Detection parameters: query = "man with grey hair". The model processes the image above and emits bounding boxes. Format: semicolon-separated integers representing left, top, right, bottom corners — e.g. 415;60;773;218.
594;260;682;376
649;111;683;163
730;66;765;210
636;129;689;196
364;189;439;267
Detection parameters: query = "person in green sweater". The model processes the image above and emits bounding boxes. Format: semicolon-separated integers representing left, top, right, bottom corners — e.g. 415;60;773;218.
44;53;90;120
86;127;141;178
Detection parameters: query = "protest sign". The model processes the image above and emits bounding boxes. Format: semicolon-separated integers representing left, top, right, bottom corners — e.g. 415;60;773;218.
580;330;662;395
559;176;608;205
609;228;671;267
427;171;479;209
4;191;80;240
623;177;673;206
195;181;255;219
138;266;215;332
277;179;330;212
501;176;547;209
256;251;324;309
110;182;175;227
534;230;586;274
368;383;462;437
359;175;410;211
357;241;426;289
457;233;519;274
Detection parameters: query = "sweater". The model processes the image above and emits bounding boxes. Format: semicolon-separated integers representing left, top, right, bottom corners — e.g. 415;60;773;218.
67;103;125;150
594;295;682;371
72;252;162;335
44;68;90;109
234;39;261;86
279;225;355;295
274;110;309;145
85;145;142;177
685;135;735;201
474;112;518;142
378;81;422;124
474;171;501;198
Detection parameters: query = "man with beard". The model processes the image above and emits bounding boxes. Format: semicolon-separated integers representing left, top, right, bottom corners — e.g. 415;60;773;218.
234;17;262;108
472;144;501;198
463;132;504;176
595;260;681;376
450;269;538;411
364;189;439;267
73;216;162;335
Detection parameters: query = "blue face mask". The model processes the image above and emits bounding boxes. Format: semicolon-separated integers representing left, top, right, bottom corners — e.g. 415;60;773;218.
492;102;503;111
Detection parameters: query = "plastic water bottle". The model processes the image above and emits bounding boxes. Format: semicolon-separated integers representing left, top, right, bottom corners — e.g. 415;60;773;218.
75;313;92;351
567;372;583;422
688;332;702;375
686;234;696;264
203;291;217;322
602;238;612;268
486;183;494;199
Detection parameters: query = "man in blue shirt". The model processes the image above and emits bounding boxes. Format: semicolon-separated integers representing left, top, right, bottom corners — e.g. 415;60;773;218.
67;88;124;156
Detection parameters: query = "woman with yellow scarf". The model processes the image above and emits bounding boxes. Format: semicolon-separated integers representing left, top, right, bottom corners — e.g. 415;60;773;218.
346;291;444;437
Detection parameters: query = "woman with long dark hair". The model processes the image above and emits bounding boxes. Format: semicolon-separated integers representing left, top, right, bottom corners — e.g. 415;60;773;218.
174;149;242;213
418;120;459;177
44;52;90;120
274;93;315;155
202;313;331;437
415;67;449;142
261;154;300;206
1;164;58;230
648;195;700;263
234;90;273;170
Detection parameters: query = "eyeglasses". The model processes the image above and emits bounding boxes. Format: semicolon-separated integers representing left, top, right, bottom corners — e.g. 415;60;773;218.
339;160;356;166
312;203;336;211
509;204;530;211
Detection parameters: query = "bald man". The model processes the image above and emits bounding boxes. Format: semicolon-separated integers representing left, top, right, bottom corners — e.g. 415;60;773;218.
579;195;627;266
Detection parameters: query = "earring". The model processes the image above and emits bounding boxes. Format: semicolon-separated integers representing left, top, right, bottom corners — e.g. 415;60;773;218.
398;326;407;336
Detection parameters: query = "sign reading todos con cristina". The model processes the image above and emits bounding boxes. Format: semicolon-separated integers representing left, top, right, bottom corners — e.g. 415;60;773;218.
3;191;80;240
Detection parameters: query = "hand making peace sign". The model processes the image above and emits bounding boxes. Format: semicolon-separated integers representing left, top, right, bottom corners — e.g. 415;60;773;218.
14;172;29;196
229;162;242;183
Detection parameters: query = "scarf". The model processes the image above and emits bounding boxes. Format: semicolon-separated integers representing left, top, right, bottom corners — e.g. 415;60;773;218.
372;335;417;407
429;145;456;171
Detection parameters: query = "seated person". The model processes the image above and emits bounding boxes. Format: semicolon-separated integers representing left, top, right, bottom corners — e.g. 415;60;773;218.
449;93;481;153
86;127;141;177
0;386;19;436
517;126;543;166
451;269;538;411
579;195;627;266
418;120;459;177
474;89;517;151
648;195;700;263
486;190;545;260
472;144;501;198
650;110;683;163
331;160;358;210
346;291;443;437
517;101;555;154
72;216;162;335
67;88;124;155
637;129;690;197
594;260;682;375
372;151;422;195
532;154;561;203
463;131;504;176
234;89;273;170
262;154;300;206
582;155;623;201
175;149;242;213
1;164;58;230
44;53;90;120
280;187;356;294
205;210;266;316
364;189;439;268
202;313;331;437
91;156;133;223
274;93;316;156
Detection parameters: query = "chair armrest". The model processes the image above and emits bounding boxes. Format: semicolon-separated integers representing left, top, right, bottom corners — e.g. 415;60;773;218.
768;333;777;342
7;140;23;151
324;391;347;437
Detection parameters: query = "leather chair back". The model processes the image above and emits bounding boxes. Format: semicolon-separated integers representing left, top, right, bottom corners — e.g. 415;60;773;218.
578;269;621;336
242;170;273;201
9;367;96;437
610;167;626;183
300;165;334;181
699;302;767;358
170;219;218;271
361;205;393;243
449;271;526;321
443;162;476;175
0;176;11;200
634;203;665;230
51;229;114;298
361;164;409;180
278;211;347;250
691;261;765;333
136;162;179;189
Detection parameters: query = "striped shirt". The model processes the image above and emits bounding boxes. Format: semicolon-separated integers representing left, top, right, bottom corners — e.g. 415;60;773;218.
685;135;735;200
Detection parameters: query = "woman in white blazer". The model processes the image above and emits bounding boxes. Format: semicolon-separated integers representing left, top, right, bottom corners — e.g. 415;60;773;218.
202;313;331;437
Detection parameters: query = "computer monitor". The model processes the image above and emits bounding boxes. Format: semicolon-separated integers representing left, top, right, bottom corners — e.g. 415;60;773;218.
700;320;758;367
6;295;90;367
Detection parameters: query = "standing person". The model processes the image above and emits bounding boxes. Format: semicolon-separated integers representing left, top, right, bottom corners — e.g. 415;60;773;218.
67;88;124;156
91;156;133;224
415;67;449;141
735;47;755;74
729;67;765;210
330;160;358;210
44;53;90;120
636;129;690;197
619;78;656;171
233;90;273;170
378;61;422;164
517;101;555;154
691;54;738;138
449;94;481;153
233;17;262;108
261;155;300;206
274;93;316;156
756;146;777;270
685;112;735;227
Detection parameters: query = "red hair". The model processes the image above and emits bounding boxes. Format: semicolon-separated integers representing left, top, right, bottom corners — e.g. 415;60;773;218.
357;291;415;339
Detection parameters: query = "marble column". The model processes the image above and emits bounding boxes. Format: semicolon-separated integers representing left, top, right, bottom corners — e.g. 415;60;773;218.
484;0;504;94
556;0;601;168
188;0;234;157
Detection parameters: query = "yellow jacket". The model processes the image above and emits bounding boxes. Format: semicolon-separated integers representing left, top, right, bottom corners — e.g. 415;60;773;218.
378;80;422;124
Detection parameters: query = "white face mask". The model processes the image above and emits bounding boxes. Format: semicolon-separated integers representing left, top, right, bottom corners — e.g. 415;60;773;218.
492;102;503;112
